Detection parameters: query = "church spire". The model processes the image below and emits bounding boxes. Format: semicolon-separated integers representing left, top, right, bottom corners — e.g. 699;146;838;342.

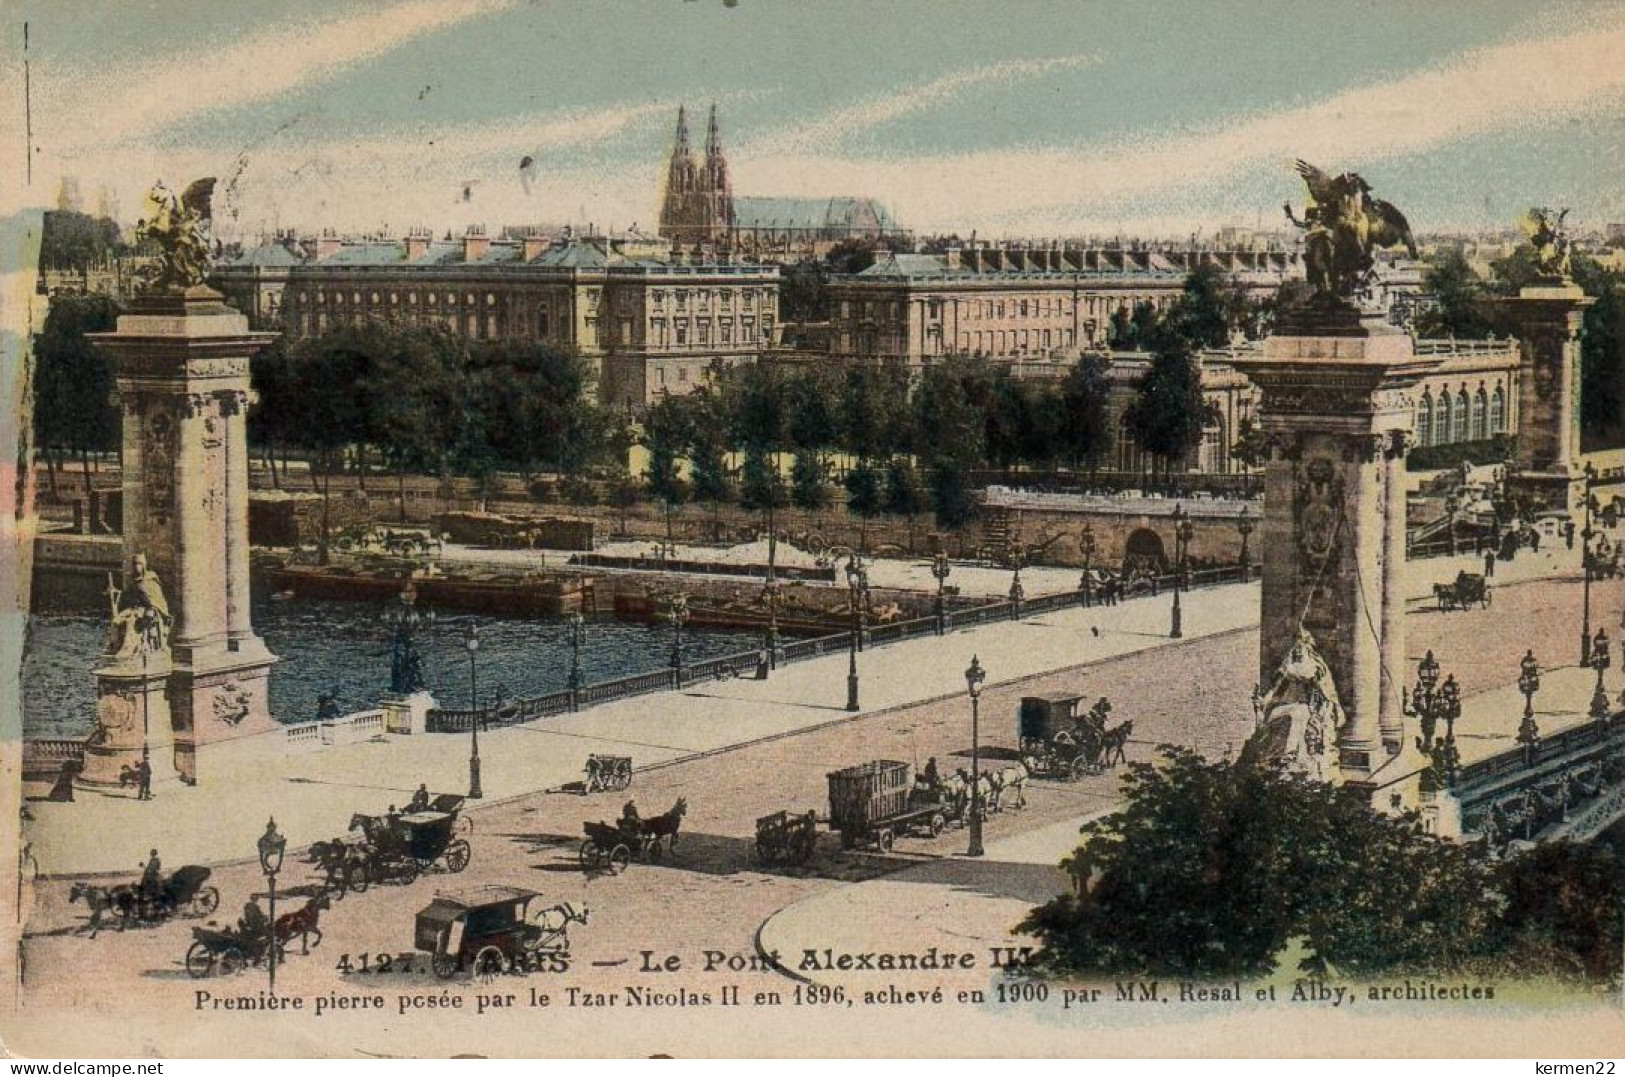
674;104;691;156
705;102;722;159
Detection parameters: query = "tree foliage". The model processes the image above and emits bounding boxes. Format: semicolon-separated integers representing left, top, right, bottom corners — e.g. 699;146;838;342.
33;294;120;495
1020;748;1516;980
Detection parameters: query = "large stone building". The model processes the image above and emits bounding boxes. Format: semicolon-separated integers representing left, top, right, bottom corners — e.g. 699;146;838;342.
824;244;1423;373
214;229;781;411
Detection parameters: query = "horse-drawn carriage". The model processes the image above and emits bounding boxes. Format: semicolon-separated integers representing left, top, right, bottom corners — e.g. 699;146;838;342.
1434;571;1492;612
1017;693;1132;779
184;893;330;978
578;799;687;874
754;810;819;867
344;795;472;889
584;754;633;794
415;886;589;979
70;865;219;936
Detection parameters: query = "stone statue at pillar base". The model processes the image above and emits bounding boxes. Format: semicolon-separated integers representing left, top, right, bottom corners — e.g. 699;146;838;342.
80;554;178;789
1240;628;1347;783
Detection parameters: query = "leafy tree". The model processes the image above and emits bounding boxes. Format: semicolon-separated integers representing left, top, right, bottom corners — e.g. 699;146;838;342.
1058;353;1110;472
790;448;829;518
686;389;734;540
642;395;692;543
290;327;374;559
1414;247;1494;338
785;368;838;456
884;457;927;551
1491;840;1623;983
838;365;905;463
1123;333;1213;485
1231;416;1270;494
1020;747;1499;979
913;357;986;530
1572;259;1625;452
466;339;597;480
844;461;883;551
39;210;124;272
33;294;119;499
248;337;298;489
1166;263;1243;348
1108;300;1160;351
607;472;642;537
728;363;787;452
739;445;788;547
779;262;828;323
926;460;977;532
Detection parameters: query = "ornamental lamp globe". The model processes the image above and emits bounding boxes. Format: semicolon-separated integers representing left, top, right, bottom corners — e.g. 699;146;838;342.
257;818;286;875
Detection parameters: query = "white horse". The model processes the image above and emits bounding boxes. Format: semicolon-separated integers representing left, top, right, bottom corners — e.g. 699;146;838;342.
987;762;1029;811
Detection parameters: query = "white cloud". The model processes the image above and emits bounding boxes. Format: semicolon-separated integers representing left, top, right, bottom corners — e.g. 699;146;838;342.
740;54;1100;158
39;0;519;150
733;14;1625;232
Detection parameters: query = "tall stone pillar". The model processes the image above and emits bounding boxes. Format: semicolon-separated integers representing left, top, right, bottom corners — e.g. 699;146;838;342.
1497;280;1593;511
1235;312;1440;784
90;288;279;783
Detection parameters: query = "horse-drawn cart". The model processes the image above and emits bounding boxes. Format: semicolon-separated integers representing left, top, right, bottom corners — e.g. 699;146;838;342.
577;799;687;873
70;865;219;936
754;810;818;866
1434;571;1491;612
584;754;632;793
348;795;472;888
827;760;956;851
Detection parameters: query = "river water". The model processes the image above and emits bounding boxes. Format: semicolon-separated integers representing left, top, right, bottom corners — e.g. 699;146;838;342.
23;597;763;739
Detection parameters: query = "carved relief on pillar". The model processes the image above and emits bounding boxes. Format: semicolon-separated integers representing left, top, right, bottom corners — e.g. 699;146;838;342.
216;389;250;417
1262;431;1304;463
211;680;251;726
1293;455;1345;585
142;398;177;528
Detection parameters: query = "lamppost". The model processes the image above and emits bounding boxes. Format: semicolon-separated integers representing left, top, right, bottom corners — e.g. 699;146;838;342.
965;655;987;858
1078;524;1096;608
1169;503;1190;639
256;818;286;995
1517;649;1542;765
1006;529;1026;618
1403;649;1444;752
931;551;952;634
664;592;689;689
1589;627;1611;720
845;556;868;712
566;611;584;711
1581;462;1599;666
761;576;781;669
1236;503;1254;579
463;621;482;799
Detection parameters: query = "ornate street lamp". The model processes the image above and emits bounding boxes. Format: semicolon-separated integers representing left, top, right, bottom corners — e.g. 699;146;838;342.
1444;491;1460;557
256;818;286;995
566;611;585;711
1236;503;1254;578
464;621;482;799
931;551;952;634
1581;462;1599;666
1169;503;1188;639
760;576;781;669
1404;649;1445;753
1590;627;1611;720
965;655;987;858
1517;649;1542;765
664;592;689;689
1006;526;1026;617
845;556;868;712
1077;524;1096;607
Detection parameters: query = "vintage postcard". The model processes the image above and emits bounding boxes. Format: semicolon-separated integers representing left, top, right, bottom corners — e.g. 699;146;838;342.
2;0;1623;1060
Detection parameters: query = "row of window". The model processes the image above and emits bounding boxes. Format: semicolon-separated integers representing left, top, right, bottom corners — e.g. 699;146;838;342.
649;287;773;313
836;293;1174;326
1416;385;1507;446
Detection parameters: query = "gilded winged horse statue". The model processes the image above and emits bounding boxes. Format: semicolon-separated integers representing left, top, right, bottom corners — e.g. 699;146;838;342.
1283;160;1416;302
135;177;217;293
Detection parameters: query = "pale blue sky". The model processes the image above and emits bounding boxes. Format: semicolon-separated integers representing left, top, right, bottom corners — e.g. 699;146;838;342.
13;0;1625;236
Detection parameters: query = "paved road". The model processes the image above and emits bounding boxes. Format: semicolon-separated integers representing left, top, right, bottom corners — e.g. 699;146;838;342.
18;572;1618;1057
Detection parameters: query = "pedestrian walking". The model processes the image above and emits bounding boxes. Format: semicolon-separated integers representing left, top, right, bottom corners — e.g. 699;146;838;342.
1484;548;1496;578
135;755;152;800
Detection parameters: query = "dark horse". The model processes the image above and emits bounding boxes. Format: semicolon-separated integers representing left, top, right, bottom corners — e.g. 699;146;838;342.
274;892;332;955
639;797;688;858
